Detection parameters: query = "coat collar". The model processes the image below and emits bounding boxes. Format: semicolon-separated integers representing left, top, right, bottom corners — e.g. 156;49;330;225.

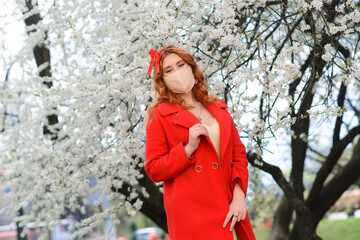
158;97;228;116
158;98;231;161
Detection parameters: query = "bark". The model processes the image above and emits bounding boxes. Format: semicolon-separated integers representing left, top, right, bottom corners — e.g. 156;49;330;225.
16;1;58;239
247;153;321;239
307;125;360;207
22;0;58;139
287;41;328;240
289;13;329;202
312;138;360;226
16;208;26;240
289;214;322;240
266;9;313;239
332;82;347;145
111;165;168;232
267;196;292;240
136;166;167;231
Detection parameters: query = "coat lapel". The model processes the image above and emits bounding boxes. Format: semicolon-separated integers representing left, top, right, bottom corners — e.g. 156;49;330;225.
158;98;231;161
158;101;199;127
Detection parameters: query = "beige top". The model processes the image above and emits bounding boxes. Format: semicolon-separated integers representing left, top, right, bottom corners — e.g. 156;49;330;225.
202;118;220;159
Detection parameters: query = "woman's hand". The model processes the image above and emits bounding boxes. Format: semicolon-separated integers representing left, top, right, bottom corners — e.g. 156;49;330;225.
222;183;247;231
184;123;209;157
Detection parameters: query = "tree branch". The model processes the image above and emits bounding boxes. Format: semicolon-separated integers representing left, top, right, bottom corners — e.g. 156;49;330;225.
307;125;360;207
248;152;321;239
332;82;347;145
111;165;168;232
248;153;303;210
312;138;360;225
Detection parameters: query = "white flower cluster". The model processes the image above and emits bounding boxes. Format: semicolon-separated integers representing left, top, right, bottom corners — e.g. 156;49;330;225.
335;0;356;13
322;44;335;62
310;0;325;11
307;107;347;120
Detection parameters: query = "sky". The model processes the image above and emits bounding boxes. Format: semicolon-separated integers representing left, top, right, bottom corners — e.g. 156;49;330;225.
0;1;26;83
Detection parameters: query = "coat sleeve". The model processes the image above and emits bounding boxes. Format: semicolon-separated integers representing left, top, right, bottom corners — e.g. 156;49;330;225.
145;109;195;182
230;117;249;197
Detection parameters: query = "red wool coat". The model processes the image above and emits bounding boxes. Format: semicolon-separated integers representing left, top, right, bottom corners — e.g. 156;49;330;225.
145;97;256;240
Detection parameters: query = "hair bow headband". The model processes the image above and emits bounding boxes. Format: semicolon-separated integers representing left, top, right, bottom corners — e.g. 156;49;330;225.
147;48;169;76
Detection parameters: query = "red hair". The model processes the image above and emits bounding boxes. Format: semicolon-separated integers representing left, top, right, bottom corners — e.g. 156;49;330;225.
145;46;218;128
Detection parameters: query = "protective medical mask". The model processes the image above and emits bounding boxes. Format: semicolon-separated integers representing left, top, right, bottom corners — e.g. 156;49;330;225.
163;66;195;94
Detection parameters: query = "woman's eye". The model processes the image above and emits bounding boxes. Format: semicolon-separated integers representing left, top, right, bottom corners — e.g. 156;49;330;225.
179;63;185;67
165;69;172;73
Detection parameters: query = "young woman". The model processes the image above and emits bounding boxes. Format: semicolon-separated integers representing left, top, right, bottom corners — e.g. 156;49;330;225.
144;46;256;240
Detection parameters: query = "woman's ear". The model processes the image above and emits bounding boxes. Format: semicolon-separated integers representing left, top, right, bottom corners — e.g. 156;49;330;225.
195;78;198;84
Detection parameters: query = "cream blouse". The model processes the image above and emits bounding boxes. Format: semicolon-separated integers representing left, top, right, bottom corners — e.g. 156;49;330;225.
202;118;240;240
202;118;220;159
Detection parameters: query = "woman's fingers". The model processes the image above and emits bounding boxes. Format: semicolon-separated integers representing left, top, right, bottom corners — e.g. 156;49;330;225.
223;208;247;230
222;211;232;228
200;125;209;136
198;127;209;136
241;211;246;220
187;124;209;150
229;216;237;231
190;124;208;137
235;208;246;222
237;204;247;221
223;212;242;231
188;124;208;150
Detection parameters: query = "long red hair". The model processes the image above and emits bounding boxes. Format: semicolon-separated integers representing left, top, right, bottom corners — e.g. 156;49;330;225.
145;46;218;128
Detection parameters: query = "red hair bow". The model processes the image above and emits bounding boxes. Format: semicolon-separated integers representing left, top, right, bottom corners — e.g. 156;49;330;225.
147;49;162;76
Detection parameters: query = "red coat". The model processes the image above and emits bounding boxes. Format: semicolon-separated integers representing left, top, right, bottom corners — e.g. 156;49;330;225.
145;97;256;240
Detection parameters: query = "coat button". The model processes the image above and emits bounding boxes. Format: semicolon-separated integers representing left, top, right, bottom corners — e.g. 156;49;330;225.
212;162;219;170
195;165;202;173
230;164;233;168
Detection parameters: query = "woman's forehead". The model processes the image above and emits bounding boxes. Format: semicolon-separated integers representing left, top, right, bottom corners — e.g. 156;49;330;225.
163;53;183;68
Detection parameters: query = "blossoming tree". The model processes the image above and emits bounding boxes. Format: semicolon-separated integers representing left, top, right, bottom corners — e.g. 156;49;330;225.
1;0;359;240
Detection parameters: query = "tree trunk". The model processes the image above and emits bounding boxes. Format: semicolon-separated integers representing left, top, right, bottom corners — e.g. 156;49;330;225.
111;165;168;232
267;196;292;240
289;210;321;240
16;208;26;240
137;167;168;231
22;0;59;139
16;1;58;238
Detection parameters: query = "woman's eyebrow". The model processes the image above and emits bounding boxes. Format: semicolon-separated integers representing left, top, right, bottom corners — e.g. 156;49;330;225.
163;60;184;70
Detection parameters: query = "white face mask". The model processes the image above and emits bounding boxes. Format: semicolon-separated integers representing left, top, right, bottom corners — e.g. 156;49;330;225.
163;66;195;94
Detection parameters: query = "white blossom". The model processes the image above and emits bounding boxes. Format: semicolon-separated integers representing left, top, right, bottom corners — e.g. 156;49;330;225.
322;44;334;62
301;24;311;31
0;0;359;238
310;0;324;11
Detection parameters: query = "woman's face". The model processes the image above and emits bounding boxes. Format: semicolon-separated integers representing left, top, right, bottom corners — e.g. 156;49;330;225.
161;53;195;94
162;53;189;76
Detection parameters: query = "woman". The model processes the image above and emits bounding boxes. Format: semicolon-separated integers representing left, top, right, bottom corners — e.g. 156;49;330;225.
144;46;256;240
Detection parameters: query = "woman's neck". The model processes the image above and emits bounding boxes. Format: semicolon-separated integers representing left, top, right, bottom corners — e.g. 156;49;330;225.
179;91;197;106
